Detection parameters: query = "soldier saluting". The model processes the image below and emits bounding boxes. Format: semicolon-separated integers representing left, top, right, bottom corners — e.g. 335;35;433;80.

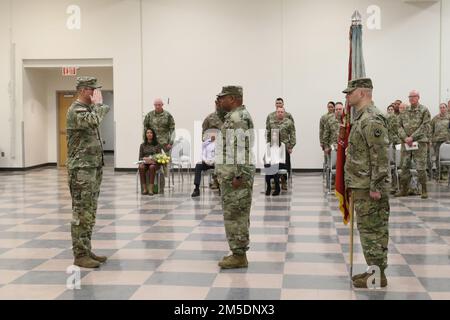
67;77;110;268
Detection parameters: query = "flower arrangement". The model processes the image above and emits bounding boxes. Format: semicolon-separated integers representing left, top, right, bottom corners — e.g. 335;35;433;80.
153;153;171;165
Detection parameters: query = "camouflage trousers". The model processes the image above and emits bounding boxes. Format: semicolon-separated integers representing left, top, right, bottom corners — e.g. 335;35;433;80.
400;142;428;187
353;190;390;270
220;176;254;255
68;167;103;258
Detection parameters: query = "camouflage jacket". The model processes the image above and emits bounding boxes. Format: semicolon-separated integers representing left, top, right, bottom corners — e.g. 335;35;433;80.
216;105;256;181
143;110;175;146
398;104;431;143
431;114;450;143
66;101;110;170
386;113;401;145
202;111;224;136
345;103;389;192
322;115;340;150
319;112;334;146
267;117;297;150
139;143;162;160
266;111;295;142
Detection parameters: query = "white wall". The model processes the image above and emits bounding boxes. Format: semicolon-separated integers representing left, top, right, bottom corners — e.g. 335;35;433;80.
23;69;48;167
442;0;450;103
0;0;12;167
6;0;141;168
101;91;115;152
0;0;447;169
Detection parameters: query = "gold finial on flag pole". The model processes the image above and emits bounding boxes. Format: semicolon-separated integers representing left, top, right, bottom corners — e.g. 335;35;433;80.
351;10;362;25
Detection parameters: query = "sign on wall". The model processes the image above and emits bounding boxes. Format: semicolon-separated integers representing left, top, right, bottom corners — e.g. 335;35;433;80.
62;67;78;76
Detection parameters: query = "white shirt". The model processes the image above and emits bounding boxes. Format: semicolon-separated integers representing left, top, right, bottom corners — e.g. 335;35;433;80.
202;139;216;165
263;143;286;165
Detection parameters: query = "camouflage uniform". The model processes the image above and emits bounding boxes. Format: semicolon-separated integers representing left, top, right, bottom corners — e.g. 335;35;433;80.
386;113;401;145
343;79;390;276
216;88;256;257
386;114;400;193
67;78;110;259
266;111;295;143
202;111;224;137
430;113;450;176
202;111;224;188
397;104;431;194
319;112;334;148
143;110;175;151
322;115;340;151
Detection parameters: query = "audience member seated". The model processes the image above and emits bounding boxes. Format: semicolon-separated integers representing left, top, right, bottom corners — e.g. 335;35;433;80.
191;133;217;198
263;131;286;197
139;128;162;196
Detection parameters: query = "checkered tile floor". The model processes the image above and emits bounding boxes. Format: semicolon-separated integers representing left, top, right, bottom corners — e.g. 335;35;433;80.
1;159;450;300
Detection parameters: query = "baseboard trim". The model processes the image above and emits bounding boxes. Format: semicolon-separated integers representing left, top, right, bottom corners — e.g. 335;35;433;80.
0;163;57;172
114;168;323;173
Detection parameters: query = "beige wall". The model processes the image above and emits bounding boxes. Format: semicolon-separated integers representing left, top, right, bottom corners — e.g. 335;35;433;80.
0;0;12;167
0;0;446;169
442;0;450;104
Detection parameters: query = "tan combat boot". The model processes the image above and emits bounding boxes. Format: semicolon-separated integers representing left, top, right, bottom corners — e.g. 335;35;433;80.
394;182;408;198
351;272;369;282
90;252;107;263
421;183;428;199
74;256;101;268
210;179;220;190
353;270;387;289
218;254;248;269
281;176;288;191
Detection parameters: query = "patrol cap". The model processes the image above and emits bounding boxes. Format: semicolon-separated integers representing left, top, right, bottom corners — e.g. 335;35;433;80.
76;76;102;89
217;86;243;98
342;78;373;94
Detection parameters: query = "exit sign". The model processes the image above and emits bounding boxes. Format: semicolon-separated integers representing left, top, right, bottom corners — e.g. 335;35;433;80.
62;67;78;76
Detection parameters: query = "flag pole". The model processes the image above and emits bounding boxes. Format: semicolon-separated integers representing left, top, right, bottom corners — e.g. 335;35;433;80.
348;10;361;282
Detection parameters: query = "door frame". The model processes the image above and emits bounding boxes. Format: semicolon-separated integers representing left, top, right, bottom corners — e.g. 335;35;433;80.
56;90;114;168
56;91;77;168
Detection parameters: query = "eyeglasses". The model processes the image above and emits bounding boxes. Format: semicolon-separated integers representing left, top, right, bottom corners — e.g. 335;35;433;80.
409;95;419;98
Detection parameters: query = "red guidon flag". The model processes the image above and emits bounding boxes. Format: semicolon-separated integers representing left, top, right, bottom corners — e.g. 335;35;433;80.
335;15;366;225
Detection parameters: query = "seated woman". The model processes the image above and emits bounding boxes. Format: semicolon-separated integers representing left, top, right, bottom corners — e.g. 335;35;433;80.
263;130;286;197
139;128;162;195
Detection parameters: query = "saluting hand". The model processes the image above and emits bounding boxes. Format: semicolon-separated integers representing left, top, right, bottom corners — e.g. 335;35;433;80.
370;191;382;201
232;177;243;190
91;89;103;105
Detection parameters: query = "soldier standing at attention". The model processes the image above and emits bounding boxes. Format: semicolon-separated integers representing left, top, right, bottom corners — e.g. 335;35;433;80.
67;77;110;268
323;102;344;154
143;98;175;153
395;90;431;199
319;101;336;151
431;103;450;179
343;78;390;288
215;86;256;269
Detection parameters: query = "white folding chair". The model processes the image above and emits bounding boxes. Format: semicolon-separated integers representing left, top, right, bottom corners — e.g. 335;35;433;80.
201;168;215;189
170;137;192;184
